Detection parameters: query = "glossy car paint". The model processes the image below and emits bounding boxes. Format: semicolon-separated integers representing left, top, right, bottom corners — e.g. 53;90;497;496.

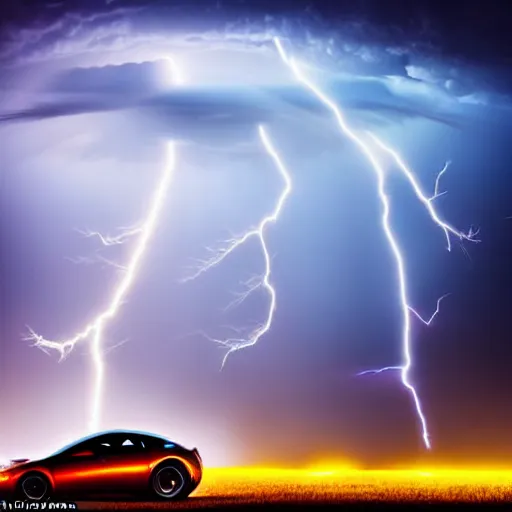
0;430;202;499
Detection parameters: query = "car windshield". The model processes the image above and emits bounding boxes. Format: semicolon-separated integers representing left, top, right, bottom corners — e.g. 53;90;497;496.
49;438;87;457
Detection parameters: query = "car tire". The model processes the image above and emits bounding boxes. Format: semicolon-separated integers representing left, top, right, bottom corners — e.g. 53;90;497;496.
150;460;192;500
16;472;52;501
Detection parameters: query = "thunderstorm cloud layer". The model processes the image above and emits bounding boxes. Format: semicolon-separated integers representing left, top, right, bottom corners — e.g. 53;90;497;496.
1;1;512;468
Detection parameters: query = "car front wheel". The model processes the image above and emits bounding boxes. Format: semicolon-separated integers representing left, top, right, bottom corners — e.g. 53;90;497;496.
17;473;52;501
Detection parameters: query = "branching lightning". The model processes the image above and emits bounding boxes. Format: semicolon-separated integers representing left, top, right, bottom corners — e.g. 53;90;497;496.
367;135;479;251
432;161;451;202
25;142;176;432
182;125;292;368
409;293;451;326
24;61;184;433
76;225;143;246
21;33;479;453
272;37;478;449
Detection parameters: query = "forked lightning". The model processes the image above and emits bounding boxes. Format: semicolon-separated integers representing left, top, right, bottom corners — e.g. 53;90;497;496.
26;142;177;432
183;125;292;369
24;36;478;452
272;37;478;449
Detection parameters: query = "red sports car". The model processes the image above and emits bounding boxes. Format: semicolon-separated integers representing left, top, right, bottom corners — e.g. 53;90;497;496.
0;430;202;501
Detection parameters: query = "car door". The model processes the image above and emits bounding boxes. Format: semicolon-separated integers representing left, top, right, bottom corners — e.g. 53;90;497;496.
51;438;113;497
96;435;152;494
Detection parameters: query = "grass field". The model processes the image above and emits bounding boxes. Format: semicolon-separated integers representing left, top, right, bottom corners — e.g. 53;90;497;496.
198;467;512;501
77;466;512;509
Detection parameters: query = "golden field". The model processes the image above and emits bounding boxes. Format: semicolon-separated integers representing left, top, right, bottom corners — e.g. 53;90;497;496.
196;466;512;502
80;466;512;508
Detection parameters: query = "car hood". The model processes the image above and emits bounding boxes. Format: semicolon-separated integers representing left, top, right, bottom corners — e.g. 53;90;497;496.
0;458;32;471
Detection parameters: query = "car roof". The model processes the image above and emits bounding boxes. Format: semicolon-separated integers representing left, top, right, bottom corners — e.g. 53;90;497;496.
87;429;169;440
51;430;172;455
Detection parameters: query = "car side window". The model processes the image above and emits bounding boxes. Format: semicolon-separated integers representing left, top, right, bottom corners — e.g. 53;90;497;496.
80;438;112;456
66;436;146;456
107;437;144;455
97;442;112;455
140;436;165;451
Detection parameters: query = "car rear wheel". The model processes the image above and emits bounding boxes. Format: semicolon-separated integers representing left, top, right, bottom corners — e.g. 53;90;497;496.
17;473;52;501
150;461;191;500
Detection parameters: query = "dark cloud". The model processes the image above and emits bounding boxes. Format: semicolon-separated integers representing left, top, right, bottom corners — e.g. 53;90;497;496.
0;5;145;64
0;99;123;122
1;0;511;101
49;60;165;95
2;1;512;468
0;63;466;132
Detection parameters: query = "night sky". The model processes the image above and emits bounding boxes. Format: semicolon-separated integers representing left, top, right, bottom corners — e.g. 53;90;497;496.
1;0;512;469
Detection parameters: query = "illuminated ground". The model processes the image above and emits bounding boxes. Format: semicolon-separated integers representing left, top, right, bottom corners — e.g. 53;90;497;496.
77;467;512;509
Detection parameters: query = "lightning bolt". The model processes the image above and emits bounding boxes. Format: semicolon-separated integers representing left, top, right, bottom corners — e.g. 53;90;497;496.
24;61;184;433
75;225;143;246
20;36;478;453
182;125;292;369
27;160;176;429
25;141;176;432
272;37;478;449
165;57;184;86
431;161;451;201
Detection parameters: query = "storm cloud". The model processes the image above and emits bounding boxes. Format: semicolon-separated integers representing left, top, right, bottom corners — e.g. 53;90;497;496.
2;0;512;468
0;58;471;136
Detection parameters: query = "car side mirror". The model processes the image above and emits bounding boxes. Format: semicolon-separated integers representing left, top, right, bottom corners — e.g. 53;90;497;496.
71;450;94;457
